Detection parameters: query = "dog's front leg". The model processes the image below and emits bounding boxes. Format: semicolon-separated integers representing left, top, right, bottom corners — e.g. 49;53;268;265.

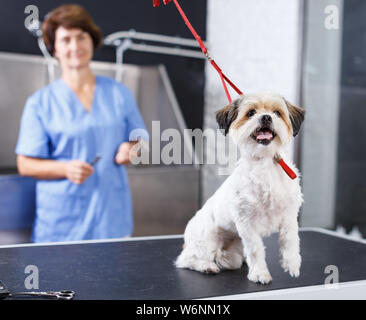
279;212;301;277
237;226;272;284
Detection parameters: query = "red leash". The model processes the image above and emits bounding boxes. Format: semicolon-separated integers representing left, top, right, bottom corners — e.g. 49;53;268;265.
153;0;297;180
154;0;241;103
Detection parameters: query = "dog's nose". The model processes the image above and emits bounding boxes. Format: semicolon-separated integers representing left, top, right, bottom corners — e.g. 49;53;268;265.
261;115;272;125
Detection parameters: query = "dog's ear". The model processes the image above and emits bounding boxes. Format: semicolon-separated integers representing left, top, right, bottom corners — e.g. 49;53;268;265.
283;98;305;137
215;100;240;135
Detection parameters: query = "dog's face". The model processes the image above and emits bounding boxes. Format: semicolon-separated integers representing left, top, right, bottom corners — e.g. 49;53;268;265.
216;93;305;155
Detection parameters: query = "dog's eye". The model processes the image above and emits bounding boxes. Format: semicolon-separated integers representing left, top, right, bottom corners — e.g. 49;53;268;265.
247;109;256;117
274;110;281;117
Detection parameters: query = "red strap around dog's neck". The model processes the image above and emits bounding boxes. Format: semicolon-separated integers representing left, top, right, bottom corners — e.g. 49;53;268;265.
153;0;297;180
276;156;297;180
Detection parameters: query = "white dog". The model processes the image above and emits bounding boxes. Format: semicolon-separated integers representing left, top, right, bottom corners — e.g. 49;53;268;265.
175;93;305;284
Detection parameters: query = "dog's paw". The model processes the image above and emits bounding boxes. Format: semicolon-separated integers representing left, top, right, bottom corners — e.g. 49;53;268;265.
200;261;220;275
247;269;272;284
281;252;301;277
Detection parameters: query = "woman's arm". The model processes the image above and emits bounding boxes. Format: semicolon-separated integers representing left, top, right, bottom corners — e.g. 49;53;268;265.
17;155;66;180
17;155;94;184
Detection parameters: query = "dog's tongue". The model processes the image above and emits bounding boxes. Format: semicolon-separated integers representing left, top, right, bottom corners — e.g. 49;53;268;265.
257;131;273;140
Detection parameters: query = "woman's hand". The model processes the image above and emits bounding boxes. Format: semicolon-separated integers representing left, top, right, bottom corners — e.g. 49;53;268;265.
115;141;140;165
65;160;94;184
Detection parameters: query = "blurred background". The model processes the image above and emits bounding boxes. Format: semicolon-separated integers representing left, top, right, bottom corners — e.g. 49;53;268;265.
0;0;365;244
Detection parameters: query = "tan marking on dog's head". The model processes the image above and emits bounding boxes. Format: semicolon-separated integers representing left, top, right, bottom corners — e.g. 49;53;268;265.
262;99;293;136
231;101;259;130
232;95;299;134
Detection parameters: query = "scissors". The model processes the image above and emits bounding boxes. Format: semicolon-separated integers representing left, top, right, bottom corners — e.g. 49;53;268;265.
9;290;75;300
89;154;101;166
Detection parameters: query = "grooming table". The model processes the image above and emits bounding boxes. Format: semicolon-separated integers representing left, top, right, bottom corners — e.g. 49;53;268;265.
0;228;365;300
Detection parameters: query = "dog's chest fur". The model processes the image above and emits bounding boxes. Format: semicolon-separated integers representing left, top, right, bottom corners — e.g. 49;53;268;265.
217;157;302;236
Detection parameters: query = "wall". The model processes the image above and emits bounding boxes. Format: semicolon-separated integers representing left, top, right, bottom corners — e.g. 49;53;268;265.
336;0;366;235
202;0;303;203
300;0;343;228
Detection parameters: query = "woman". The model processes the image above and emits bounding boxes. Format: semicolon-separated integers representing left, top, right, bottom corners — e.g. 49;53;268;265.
15;4;148;242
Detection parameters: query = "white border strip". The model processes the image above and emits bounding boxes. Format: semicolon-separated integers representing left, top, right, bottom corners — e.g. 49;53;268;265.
0;234;183;249
201;279;366;300
300;227;366;244
1;227;364;249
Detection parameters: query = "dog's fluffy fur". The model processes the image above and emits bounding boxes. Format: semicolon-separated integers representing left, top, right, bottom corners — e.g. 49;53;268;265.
175;93;305;284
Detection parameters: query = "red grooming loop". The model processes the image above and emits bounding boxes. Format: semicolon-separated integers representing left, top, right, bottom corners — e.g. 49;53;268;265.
153;0;297;180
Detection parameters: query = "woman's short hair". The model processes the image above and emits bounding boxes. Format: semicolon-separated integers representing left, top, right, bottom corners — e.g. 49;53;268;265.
42;4;103;55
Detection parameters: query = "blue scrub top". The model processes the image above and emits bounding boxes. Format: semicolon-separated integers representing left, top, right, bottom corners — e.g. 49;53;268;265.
15;75;149;243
